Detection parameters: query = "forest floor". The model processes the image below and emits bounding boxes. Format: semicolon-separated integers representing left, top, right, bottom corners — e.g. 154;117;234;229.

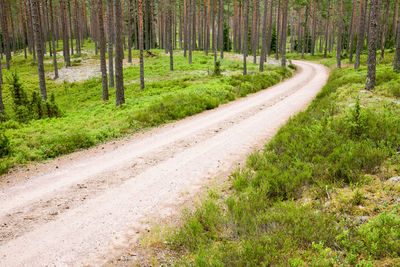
0;58;328;266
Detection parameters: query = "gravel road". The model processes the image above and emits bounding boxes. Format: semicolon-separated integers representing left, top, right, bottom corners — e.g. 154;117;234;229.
0;60;329;266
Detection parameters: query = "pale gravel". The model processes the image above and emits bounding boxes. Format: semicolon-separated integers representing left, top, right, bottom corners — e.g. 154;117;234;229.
0;60;328;267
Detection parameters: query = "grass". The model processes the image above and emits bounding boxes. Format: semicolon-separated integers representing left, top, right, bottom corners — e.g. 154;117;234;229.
0;43;292;175
152;52;400;266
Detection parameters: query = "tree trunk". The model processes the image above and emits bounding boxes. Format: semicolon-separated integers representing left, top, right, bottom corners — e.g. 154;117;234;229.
0;0;11;69
114;0;125;105
30;0;47;100
393;16;400;71
336;0;343;68
60;0;70;67
280;0;287;66
259;0;268;71
0;58;4;120
188;0;192;64
324;0;331;58
366;0;380;90
355;0;366;69
266;0;273;56
393;0;399;38
107;0;115;88
380;0;389;60
169;0;174;70
49;0;58;79
128;0;133;63
67;0;74;55
98;0;108;101
301;5;309;58
138;0;145;89
275;0;280;59
243;0;249;74
218;0;224;58
347;0;356;55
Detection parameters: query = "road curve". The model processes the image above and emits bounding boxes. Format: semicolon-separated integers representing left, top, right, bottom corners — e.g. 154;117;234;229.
0;60;329;266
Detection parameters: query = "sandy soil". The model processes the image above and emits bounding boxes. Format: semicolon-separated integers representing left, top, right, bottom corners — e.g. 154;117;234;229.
0;60;329;267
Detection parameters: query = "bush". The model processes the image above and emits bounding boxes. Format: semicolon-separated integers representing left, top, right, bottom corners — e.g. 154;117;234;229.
0;129;10;157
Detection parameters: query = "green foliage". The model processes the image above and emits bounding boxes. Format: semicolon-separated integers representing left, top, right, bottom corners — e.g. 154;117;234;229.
213;60;222;76
7;73;61;123
338;211;400;263
0;128;10;158
169;64;400;265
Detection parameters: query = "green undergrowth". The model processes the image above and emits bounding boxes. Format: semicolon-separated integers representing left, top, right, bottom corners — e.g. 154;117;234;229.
166;57;400;266
0;49;291;175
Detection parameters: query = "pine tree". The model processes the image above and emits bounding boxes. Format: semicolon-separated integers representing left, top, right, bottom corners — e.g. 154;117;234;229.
366;0;380;90
114;0;125;105
30;0;47;100
98;0;108;101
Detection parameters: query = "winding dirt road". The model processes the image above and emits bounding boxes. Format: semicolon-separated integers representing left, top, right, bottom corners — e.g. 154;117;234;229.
0;60;328;266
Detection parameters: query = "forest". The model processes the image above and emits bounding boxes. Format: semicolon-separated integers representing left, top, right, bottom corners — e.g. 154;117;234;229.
0;0;400;265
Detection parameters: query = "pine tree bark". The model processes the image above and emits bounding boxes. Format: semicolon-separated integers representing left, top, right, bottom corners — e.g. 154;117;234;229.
67;0;74;55
243;0;249;74
393;0;399;38
393;16;400;71
347;0;356;55
188;0;193;64
98;0;108;101
107;0;114;87
138;0;145;89
60;0;70;67
114;0;125;104
128;0;133;63
0;58;4;120
366;0;380;90
355;0;366;69
0;0;11;69
30;0;47;100
280;0;287;66
380;0;389;60
336;0;343;68
266;0;273;56
275;0;280;59
49;0;58;79
218;0;224;58
259;0;268;71
169;0;174;70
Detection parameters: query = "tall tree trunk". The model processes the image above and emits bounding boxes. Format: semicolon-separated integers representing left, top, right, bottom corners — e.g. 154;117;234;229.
336;0;343;68
301;5;309;58
380;0;390;60
138;0;145;89
252;0;258;63
347;0;356;55
310;1;317;56
275;0;280;59
366;0;380;90
355;0;366;69
218;0;224;58
67;0;74;55
98;0;108;101
188;0;192;63
393;16;400;71
0;0;11;69
243;0;249;74
169;0;174;70
212;0;216;62
49;0;58;79
128;0;133;63
259;0;268;71
393;0;399;38
0;58;4;120
114;0;125;105
280;0;287;66
30;0;47;100
60;0;70;67
266;0;273;56
324;0;331;58
107;0;114;87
